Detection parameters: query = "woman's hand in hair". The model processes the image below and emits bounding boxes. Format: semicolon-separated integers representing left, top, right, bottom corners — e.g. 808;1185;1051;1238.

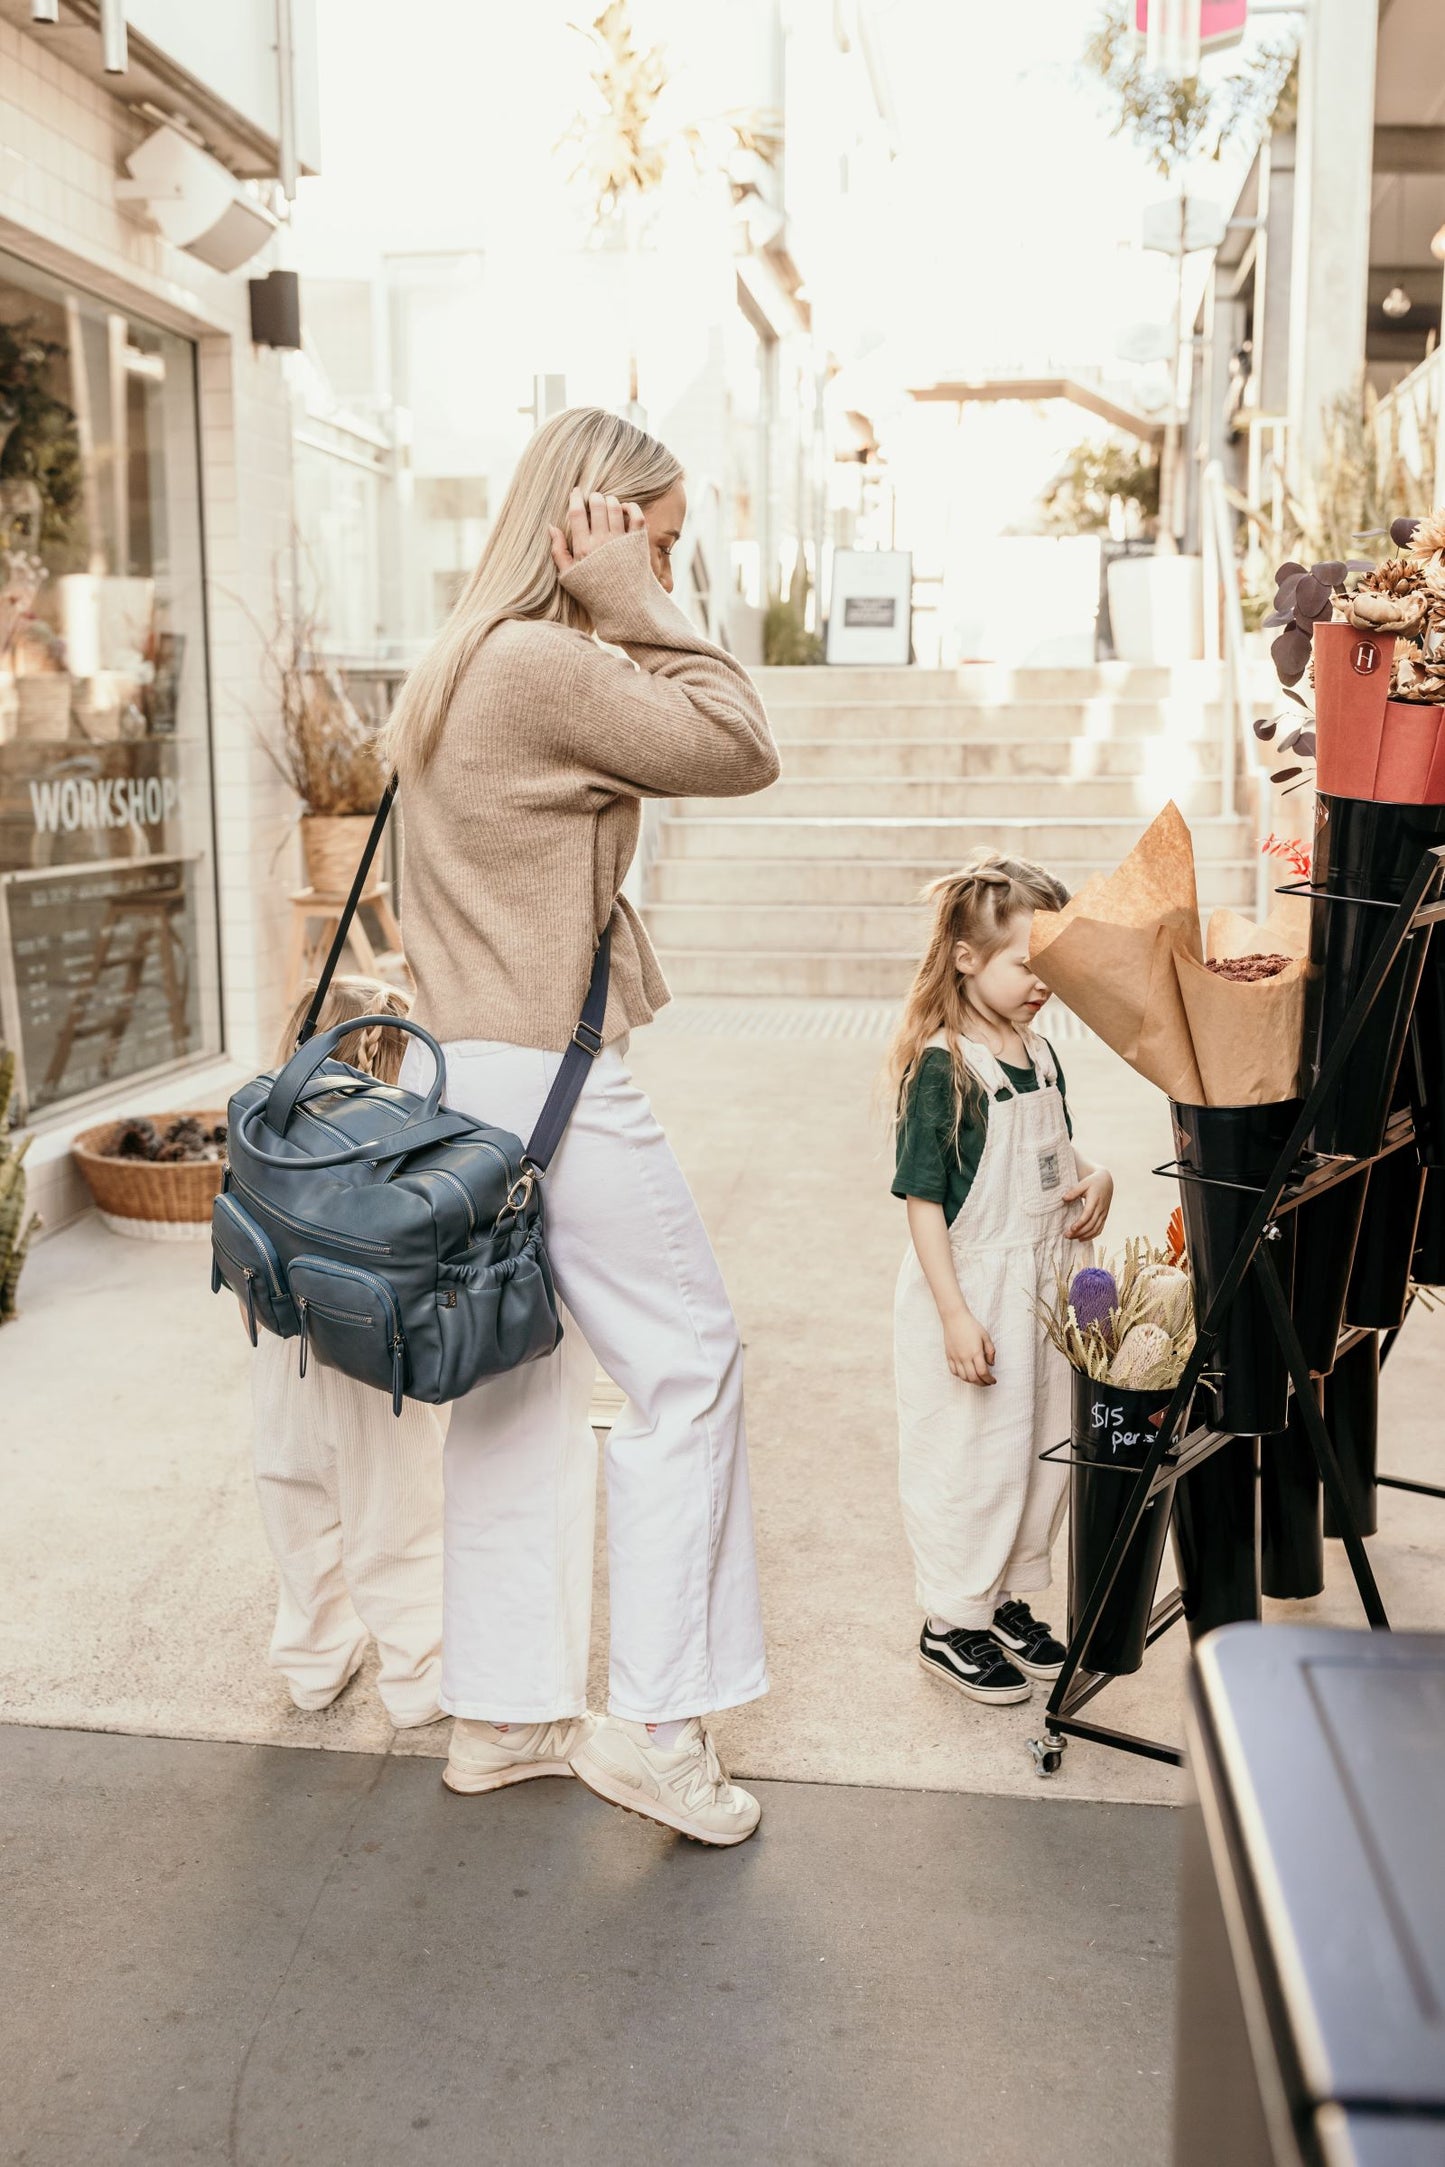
549;488;646;573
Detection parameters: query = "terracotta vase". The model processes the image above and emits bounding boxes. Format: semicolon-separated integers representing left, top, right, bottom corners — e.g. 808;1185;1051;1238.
1312;622;1393;797
1372;701;1445;803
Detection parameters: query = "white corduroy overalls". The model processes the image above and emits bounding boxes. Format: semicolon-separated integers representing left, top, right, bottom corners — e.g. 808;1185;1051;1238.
894;1032;1086;1629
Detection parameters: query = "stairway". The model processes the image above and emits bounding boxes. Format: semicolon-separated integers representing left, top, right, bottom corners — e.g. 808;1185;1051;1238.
642;663;1260;999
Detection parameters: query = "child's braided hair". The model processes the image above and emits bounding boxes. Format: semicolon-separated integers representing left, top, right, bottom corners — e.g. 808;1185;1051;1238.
886;852;1070;1144
273;975;413;1085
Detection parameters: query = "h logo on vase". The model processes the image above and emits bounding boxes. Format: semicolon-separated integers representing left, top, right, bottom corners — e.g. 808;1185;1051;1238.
1352;640;1381;676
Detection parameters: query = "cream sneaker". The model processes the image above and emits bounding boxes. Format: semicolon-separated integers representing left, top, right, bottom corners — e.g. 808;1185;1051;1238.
569;1716;761;1846
443;1717;583;1795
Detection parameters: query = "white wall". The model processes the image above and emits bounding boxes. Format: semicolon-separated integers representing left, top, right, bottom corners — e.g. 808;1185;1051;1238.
0;16;300;1226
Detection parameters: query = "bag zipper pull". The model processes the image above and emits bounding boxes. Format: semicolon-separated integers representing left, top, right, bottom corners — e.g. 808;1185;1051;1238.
391;1332;405;1418
244;1268;259;1346
298;1295;309;1377
210;1253;223;1296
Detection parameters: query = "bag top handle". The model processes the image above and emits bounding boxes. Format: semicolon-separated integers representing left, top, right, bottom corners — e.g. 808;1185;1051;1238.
265;1013;444;1139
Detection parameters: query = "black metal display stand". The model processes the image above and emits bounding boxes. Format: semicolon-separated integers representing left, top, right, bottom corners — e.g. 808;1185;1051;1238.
1027;842;1445;1777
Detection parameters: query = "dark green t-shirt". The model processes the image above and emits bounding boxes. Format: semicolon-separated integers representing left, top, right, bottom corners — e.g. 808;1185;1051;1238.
892;1043;1071;1227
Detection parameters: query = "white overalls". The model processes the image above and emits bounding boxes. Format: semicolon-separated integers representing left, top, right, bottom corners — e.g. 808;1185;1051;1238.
894;1031;1085;1629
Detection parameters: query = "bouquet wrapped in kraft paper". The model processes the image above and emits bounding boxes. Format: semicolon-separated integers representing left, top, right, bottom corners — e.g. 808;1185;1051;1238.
1027;802;1308;1106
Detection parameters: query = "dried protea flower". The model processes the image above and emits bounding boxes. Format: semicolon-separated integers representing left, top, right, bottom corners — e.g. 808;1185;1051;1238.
1338;590;1426;638
1393;651;1445;703
1404;509;1445;560
1359;558;1428;595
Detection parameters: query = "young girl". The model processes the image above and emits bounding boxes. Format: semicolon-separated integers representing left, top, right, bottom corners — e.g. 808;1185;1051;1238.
890;856;1113;1705
248;976;446;1729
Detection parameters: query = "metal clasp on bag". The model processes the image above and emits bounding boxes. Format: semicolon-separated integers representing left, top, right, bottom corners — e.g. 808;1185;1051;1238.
495;1164;539;1230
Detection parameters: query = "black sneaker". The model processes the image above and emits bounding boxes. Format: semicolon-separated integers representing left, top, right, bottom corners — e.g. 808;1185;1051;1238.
990;1599;1068;1681
918;1622;1031;1705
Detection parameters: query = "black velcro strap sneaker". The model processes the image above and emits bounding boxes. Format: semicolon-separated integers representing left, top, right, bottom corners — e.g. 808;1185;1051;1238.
990;1599;1068;1682
918;1623;1031;1705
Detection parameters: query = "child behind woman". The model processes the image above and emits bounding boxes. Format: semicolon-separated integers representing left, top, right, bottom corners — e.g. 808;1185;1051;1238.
249;976;445;1728
889;855;1113;1707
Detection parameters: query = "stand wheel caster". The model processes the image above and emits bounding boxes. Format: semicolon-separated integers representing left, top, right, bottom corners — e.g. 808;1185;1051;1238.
1028;1730;1067;1778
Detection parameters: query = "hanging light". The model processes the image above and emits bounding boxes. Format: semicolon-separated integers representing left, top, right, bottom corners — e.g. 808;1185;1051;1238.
1431;224;1445;265
1382;286;1413;319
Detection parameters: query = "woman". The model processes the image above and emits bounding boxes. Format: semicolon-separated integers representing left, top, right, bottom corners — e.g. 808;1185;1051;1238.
382;406;778;1846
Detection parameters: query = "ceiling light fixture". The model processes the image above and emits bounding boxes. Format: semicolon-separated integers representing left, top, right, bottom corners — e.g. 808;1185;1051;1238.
1382;286;1413;319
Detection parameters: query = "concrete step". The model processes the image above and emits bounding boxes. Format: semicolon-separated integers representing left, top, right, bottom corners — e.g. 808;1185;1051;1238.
682;774;1226;821
659;815;1254;863
750;663;1228;705
766;700;1221;743
647;855;1263;909
772;736;1221;779
656;934;1248;999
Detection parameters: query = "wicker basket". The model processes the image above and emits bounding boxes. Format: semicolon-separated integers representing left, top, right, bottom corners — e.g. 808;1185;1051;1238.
72;1110;227;1241
301;813;380;898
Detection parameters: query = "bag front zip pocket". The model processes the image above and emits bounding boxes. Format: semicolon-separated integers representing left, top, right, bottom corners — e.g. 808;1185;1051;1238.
211;1193;297;1341
231;1174;393;1256
288;1255;407;1414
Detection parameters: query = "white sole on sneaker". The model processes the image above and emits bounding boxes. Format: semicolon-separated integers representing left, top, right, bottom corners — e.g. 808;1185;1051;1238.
916;1647;1031;1706
442;1757;575;1795
1006;1653;1064;1683
568;1753;759;1847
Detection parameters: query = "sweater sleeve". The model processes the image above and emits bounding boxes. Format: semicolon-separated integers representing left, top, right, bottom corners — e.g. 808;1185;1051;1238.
555;531;780;798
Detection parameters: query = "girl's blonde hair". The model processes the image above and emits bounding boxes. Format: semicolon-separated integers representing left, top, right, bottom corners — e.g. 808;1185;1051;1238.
376;406;683;780
274;975;413;1085
887;853;1070;1140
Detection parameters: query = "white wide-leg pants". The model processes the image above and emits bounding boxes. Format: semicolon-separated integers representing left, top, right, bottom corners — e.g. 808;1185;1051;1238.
407;1038;769;1727
250;1334;445;1724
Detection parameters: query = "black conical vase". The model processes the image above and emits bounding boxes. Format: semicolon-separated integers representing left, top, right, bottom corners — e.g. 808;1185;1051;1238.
1067;1372;1175;1677
1322;1330;1380;1540
1171;1435;1262;1642
1171;1098;1301;1437
1260;1380;1325;1600
1304;795;1444;1160
1345;1144;1426;1332
1289;1170;1369;1375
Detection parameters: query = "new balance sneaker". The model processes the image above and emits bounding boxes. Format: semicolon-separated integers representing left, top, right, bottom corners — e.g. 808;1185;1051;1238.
443;1717;583;1795
990;1599;1068;1682
568;1715;761;1846
918;1621;1031;1704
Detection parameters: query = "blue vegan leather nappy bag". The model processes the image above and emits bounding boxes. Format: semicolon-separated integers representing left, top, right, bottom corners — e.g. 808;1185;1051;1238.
211;781;608;1414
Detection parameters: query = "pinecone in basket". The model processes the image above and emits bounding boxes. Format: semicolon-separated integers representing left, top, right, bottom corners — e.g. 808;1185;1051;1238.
111;1117;161;1160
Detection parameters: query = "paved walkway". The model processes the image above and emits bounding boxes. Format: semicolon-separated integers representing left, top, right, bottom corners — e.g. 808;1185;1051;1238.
5;1004;1442;1804
2;1724;1176;2167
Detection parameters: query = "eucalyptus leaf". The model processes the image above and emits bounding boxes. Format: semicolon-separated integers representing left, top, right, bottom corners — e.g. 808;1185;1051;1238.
1271;765;1303;783
1272;626;1312;686
1253;717;1278;741
1293;573;1331;620
1390;516;1422;549
1294;731;1316;757
1312;561;1346;589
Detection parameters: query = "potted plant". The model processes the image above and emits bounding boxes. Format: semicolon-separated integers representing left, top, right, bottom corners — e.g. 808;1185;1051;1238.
258;585;387;897
1039;1242;1194;1676
1257;513;1445;1162
0;1047;40;1320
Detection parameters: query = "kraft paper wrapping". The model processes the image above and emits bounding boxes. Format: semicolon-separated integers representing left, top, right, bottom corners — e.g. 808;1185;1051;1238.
1028;802;1206;1103
1177;896;1308;1106
1029;802;1307;1107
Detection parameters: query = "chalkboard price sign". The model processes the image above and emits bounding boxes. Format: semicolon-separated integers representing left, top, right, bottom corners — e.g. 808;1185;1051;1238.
0;856;203;1119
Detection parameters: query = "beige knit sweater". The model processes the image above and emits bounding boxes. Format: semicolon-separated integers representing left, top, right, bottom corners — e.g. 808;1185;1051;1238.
398;530;779;1052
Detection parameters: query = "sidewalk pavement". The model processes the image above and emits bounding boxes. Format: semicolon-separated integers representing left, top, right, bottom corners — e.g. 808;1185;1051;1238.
2;1724;1177;2167
4;1001;1443;1803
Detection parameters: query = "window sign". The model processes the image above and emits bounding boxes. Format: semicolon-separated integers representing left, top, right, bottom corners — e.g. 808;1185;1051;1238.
0;251;218;1121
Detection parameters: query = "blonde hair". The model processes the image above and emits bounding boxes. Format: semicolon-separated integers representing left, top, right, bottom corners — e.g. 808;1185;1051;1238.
376;406;683;780
275;975;413;1085
886;853;1070;1141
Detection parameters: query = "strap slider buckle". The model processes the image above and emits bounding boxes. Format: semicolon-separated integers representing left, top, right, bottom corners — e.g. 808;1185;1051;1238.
572;1018;604;1056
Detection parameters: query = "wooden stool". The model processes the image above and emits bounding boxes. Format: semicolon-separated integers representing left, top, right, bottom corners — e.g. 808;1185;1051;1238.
285;882;410;1002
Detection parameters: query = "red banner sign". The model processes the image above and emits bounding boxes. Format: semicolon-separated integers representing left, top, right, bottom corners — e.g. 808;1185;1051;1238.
1134;0;1249;51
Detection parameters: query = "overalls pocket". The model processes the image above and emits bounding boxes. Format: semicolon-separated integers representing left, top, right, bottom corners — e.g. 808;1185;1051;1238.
211;1192;298;1343
288;1255;408;1414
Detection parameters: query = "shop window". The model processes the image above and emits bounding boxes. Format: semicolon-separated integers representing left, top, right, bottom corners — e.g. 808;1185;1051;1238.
0;252;219;1123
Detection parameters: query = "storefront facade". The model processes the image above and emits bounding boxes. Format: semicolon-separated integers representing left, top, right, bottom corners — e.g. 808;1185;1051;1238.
0;4;319;1231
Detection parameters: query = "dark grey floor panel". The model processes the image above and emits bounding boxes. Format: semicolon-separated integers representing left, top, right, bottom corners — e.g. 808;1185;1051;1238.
0;1727;1177;2166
